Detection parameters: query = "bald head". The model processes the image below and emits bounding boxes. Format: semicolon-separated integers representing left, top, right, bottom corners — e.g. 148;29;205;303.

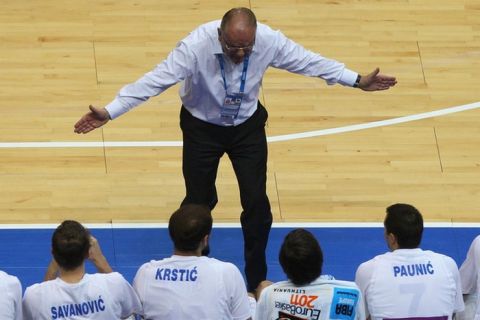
220;7;257;32
218;8;257;64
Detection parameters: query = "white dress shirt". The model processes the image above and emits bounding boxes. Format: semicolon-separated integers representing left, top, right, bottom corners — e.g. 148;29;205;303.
105;20;358;126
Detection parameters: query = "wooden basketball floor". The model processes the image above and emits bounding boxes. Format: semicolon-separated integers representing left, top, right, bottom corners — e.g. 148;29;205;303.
1;0;479;224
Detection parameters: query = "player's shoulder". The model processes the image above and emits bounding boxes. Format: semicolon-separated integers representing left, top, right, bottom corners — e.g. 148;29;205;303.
266;280;292;290
136;258;170;272
357;252;389;269
203;257;241;274
257;280;292;300
0;270;20;287
80;272;127;291
24;280;49;299
415;250;459;275
327;279;361;290
422;249;456;263
306;277;361;294
92;271;125;281
355;252;393;282
471;235;480;248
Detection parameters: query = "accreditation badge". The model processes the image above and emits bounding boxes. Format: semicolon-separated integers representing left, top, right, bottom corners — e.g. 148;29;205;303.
220;92;243;123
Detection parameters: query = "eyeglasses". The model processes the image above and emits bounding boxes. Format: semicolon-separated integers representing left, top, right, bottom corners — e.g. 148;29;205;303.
224;42;254;53
222;35;255;53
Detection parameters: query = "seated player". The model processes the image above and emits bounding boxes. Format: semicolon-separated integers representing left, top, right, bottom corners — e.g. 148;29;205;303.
255;228;365;320
355;203;464;319
0;269;22;319
22;220;142;319
458;235;480;320
133;204;253;319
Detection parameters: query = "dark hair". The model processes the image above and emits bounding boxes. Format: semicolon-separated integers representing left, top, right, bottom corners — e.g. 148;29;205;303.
279;228;323;286
52;220;90;270
384;203;423;249
169;204;213;252
220;7;257;31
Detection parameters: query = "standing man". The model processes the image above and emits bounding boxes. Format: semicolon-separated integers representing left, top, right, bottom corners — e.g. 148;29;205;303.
74;7;397;293
133;204;253;319
355;203;464;319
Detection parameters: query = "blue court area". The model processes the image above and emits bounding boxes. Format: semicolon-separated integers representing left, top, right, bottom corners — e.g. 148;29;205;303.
0;225;478;292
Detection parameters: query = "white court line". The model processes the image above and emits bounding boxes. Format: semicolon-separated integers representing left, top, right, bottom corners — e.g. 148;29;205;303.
0;222;479;229
0;101;479;148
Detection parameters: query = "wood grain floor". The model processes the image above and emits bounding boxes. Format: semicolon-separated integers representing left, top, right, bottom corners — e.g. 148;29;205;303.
1;0;479;223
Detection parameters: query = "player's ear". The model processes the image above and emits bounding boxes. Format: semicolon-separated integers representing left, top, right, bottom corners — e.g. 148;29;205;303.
385;232;398;251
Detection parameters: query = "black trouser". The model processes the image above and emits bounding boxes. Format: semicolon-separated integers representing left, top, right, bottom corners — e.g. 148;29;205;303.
180;103;273;292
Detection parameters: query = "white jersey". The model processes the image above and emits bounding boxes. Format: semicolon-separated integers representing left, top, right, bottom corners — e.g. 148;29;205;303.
255;277;365;320
0;270;22;320
459;235;480;320
355;248;464;320
133;255;251;320
23;272;142;319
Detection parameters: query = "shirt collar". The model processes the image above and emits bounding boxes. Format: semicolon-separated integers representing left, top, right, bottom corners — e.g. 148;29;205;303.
391;248;423;254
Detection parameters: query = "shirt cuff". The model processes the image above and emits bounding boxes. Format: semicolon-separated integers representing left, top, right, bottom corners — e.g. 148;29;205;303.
105;100;126;120
337;68;359;87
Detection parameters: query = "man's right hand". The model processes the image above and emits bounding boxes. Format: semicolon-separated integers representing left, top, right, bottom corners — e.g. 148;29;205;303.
88;235;113;273
74;105;110;134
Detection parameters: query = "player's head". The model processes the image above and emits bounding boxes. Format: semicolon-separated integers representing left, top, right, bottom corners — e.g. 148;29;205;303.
169;204;213;252
218;7;257;64
52;220;91;271
279;228;323;286
384;203;423;249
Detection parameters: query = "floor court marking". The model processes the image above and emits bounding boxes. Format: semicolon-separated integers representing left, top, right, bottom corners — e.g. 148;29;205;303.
1;222;480;229
0;101;479;149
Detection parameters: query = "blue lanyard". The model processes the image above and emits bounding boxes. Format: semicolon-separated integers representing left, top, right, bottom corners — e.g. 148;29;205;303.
217;55;250;93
